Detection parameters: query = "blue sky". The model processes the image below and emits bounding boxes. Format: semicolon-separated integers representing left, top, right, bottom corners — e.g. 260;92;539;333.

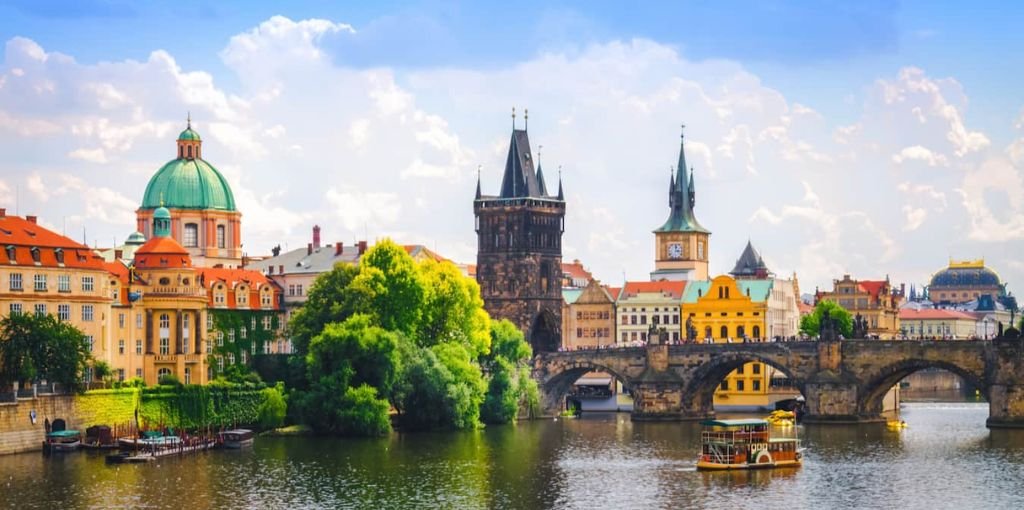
0;0;1022;293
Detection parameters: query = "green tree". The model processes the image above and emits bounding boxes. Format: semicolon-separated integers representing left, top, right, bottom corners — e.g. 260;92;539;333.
417;259;491;356
92;360;113;384
338;384;391;436
800;300;854;338
0;313;91;391
257;383;288;429
352;240;426;336
480;320;535;424
480;357;518;424
289;263;361;355
393;345;456;431
306;314;401;392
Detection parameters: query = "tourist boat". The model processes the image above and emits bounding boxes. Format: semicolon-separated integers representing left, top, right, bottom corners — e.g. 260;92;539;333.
81;425;119;450
217;429;255;449
43;430;82;453
118;430;183;450
696;419;802;470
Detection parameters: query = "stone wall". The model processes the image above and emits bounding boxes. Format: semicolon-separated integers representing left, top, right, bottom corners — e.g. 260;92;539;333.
0;396;76;455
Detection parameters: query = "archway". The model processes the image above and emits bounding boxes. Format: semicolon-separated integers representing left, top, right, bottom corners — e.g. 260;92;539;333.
858;359;988;417
683;352;807;417
537;361;634;417
530;310;560;353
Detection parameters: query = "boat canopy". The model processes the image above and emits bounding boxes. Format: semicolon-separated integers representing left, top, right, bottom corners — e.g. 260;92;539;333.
47;430;80;438
699;419;768;427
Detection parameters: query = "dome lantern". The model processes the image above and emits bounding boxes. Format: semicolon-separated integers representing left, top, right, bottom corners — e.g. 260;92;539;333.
176;113;202;160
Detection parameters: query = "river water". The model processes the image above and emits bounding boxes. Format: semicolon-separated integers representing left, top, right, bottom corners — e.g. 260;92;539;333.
2;402;1023;509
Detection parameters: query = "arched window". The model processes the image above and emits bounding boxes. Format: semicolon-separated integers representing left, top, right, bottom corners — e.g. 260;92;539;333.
718;287;723;299
157;367;171;379
720;325;728;339
737;325;746;338
216;225;226;249
187;146;192;158
705;326;712;339
183;223;198;247
725;287;730;299
753;325;761;339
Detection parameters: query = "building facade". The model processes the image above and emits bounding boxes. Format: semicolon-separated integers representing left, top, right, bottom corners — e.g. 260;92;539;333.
561;279;616;350
616;281;686;345
816;274;904;339
136;119;242;268
474;123;566;353
898;308;979;340
927;259;1011;307
0;210;114;380
651;130;710;281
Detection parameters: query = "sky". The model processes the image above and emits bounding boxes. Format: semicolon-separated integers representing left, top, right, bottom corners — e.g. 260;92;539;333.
1;0;1023;295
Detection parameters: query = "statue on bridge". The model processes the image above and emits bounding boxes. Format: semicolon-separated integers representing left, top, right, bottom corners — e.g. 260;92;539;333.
647;324;670;345
685;316;697;343
852;313;868;339
820;308;839;342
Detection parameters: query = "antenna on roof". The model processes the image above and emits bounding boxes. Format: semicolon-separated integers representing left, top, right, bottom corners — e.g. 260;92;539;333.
511;107;516;130
524;108;529;132
187;111;191;128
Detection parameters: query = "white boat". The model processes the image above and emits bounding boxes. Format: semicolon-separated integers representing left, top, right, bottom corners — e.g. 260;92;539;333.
218;429;255;449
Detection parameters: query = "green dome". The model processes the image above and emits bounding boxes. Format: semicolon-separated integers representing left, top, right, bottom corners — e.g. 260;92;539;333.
153;206;171;219
141;158;237;211
178;127;201;141
125;231;146;245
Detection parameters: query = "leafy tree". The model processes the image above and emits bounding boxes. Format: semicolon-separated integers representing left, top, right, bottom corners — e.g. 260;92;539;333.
480;357;518;424
417;259;491;356
480;320;535;424
289;263;361;355
92;360;113;383
800;300;854;338
306;314;401;393
486;319;532;365
393;345;457;431
352;240;426;336
0;313;91;391
257;383;288;429
338;384;391;436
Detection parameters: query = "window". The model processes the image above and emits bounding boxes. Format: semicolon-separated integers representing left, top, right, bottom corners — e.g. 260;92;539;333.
240;326;247;339
184;367;191;385
263;316;272;330
216;225;226;249
753;380;761;391
183;223;199;247
119;313;125;329
159;313;170;355
159;314;170;329
228;330;235;343
157;368;171;379
81;276;94;292
720;380;729;391
207;314;213;330
9;273;22;291
58;275;71;292
119;339;125;355
34;274;47;291
753;325;761;339
698;240;704;259
737;364;744;375
227;353;235;365
136;339;142;355
160;336;170;355
217;331;224;347
237;287;248;306
85;336;94;352
736;380;745;392
10;303;22;315
57;304;70;321
752;364;761;375
296;284;303;296
720;325;728;339
288;284;295;296
136;313;143;329
117;369;125;382
34;303;47;317
136;368;142;378
82;305;94;322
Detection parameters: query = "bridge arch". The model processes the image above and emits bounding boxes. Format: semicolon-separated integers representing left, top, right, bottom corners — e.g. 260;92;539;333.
682;351;807;415
858;358;988;415
529;309;560;354
534;358;635;415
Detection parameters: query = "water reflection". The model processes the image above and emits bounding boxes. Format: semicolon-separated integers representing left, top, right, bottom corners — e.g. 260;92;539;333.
1;403;1024;509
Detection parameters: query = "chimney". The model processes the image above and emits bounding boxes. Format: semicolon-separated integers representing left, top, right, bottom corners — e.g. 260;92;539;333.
114;249;123;260
307;243;313;256
335;242;344;256
312;225;321;249
26;215;37;224
358;240;368;255
0;208;5;217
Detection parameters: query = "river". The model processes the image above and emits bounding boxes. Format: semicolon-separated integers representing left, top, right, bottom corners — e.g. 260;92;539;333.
2;402;1023;509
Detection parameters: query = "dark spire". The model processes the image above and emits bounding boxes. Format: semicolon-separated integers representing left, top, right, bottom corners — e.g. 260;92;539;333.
730;239;770;279
536;145;548;196
475;165;482;200
499;128;543;198
654;124;709;234
557;165;564;201
688;166;695;208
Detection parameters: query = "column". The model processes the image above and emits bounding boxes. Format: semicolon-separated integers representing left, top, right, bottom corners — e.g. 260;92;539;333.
145;311;154;354
175;310;184;355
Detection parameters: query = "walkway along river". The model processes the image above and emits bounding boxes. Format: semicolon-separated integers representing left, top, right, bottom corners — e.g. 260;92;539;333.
0;403;1022;509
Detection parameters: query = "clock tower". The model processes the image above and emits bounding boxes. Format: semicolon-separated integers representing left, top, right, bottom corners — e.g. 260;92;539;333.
651;127;710;281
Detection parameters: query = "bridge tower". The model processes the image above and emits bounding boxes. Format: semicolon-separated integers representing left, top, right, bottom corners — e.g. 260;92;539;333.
474;113;566;353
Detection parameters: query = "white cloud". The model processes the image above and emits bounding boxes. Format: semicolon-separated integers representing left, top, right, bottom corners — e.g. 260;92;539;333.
325;187;402;232
67;147;108;163
892;145;949;167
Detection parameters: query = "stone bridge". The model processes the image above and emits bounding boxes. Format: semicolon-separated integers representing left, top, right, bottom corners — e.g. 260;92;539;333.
532;339;1024;428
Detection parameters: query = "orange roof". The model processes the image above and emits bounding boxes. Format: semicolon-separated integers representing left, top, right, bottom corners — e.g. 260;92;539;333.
133;236;192;269
562;260;593;281
403;245;449;262
0;213;108;270
104;260;130;283
899;309;977;321
858;280;887;299
604;286;621;300
195;267;273;289
620;280;687;300
797;301;814;315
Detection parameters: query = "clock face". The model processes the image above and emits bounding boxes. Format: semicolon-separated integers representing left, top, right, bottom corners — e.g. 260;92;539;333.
667;242;683;259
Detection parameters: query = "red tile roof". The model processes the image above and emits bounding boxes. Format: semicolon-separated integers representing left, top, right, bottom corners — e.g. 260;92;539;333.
858;280;887;299
133;237;191;269
403;245;449;262
195;267;280;310
899;309;977;321
620;280;687;300
604;286;621;301
562;260;593;282
0;214;108;270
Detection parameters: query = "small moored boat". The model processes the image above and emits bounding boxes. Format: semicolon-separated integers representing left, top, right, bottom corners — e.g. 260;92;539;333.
696;418;802;471
43;430;82;453
218;429;255;449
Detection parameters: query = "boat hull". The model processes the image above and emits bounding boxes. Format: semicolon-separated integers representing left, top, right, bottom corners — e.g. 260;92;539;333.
696;459;802;471
221;438;254;449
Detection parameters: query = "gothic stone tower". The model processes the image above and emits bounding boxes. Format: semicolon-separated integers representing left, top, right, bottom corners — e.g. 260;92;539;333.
651;128;711;281
474;122;565;353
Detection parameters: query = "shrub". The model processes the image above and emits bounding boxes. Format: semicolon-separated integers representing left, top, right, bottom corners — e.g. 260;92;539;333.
257;383;288;429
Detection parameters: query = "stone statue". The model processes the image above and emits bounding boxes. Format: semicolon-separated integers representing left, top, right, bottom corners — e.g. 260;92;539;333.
998;321;1004;339
819;308;838;342
852;313;868;339
685;316;696;343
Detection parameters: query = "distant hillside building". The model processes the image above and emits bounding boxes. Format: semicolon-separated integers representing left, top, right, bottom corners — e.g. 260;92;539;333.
474;119;566;353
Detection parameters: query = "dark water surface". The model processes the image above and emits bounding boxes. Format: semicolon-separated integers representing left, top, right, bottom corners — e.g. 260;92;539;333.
2;403;1023;509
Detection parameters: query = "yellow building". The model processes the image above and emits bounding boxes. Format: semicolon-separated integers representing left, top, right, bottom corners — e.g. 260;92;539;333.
0;210;114;381
682;275;792;410
816;274;903;339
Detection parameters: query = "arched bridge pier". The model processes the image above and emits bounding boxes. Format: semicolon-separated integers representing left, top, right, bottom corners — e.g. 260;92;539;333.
532;339;1024;428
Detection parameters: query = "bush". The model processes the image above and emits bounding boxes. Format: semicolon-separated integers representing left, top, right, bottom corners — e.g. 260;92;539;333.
480;358;518;424
257;384;288;429
338;384;391;436
158;374;182;386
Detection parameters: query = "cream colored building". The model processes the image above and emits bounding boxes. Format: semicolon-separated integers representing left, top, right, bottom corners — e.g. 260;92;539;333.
616;281;686;344
0;210;115;381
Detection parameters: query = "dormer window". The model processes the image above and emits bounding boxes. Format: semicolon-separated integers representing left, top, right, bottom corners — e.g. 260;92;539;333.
5;245;15;262
30;247;40;263
54;248;64;264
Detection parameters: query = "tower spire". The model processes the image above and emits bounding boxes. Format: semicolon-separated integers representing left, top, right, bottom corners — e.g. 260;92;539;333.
557;165;564;201
187;111;191;128
475;165;482;199
524;108;529;132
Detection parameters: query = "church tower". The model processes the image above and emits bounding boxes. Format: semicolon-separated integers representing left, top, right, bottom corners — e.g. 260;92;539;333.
474;112;566;353
651;127;711;281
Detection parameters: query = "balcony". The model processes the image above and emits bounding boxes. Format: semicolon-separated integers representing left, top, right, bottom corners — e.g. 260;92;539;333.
146;286;207;297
